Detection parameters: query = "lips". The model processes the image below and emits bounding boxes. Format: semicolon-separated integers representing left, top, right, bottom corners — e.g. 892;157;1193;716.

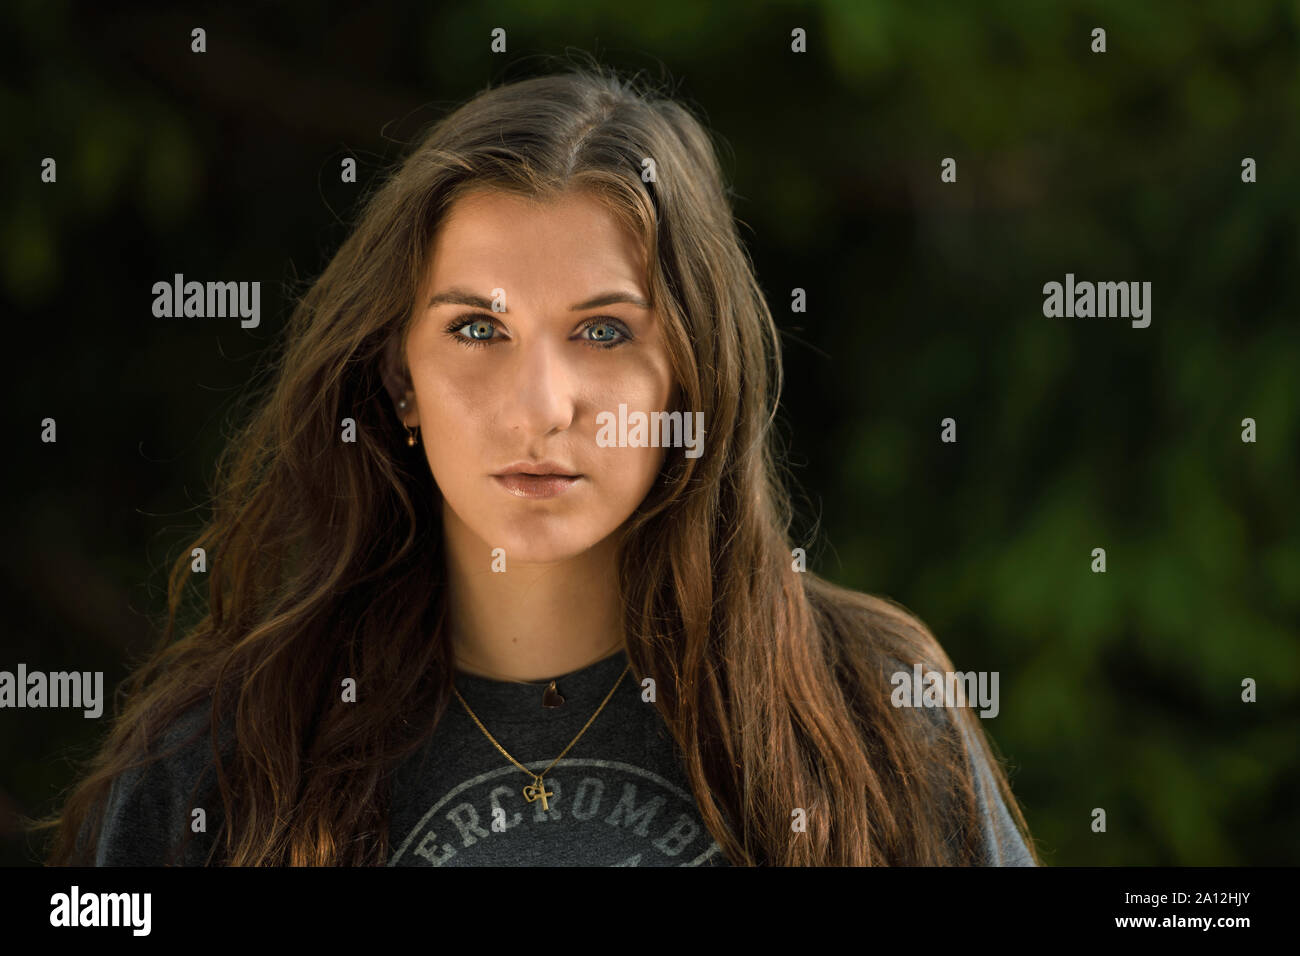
493;473;582;498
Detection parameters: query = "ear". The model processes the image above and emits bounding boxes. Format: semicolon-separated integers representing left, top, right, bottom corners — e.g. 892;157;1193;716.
381;329;417;427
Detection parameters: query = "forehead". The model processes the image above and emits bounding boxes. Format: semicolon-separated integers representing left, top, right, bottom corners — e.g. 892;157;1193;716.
425;188;648;293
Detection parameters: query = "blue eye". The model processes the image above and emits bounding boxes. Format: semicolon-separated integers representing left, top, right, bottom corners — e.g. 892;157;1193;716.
461;319;495;340
581;321;628;348
444;316;498;348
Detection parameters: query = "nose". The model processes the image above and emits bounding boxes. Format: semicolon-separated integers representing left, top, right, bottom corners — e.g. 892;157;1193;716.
502;332;577;437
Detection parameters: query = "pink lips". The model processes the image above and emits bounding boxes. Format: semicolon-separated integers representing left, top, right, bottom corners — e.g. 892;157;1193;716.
493;473;582;498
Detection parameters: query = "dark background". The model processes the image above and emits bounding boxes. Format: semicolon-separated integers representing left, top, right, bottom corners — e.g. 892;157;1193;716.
2;0;1297;866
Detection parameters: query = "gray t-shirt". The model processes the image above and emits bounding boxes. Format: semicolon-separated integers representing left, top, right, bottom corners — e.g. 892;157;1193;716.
89;649;1034;866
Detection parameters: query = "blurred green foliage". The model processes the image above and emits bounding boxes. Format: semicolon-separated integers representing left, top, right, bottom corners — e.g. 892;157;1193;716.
1;0;1296;865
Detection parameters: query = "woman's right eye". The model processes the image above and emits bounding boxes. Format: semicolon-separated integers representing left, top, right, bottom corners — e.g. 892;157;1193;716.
444;316;499;347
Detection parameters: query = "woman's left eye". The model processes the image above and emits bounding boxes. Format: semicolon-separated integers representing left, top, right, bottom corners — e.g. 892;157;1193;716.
580;320;630;348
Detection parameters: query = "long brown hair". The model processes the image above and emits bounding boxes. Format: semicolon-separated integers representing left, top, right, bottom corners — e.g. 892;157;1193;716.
37;56;1038;866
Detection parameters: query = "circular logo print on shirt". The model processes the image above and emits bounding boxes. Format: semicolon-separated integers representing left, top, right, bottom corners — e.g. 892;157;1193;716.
388;758;723;867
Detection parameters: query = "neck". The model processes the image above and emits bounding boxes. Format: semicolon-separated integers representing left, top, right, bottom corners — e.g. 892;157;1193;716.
441;504;626;682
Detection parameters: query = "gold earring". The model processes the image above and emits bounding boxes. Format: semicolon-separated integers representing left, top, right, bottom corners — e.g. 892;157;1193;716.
405;424;419;447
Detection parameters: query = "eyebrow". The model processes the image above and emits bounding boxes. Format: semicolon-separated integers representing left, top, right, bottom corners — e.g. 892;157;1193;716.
426;287;650;311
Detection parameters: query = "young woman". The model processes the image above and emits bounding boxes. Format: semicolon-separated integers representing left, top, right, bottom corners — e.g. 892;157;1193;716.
40;62;1038;866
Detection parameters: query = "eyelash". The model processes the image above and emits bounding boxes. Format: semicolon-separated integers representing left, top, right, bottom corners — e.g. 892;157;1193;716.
442;314;632;350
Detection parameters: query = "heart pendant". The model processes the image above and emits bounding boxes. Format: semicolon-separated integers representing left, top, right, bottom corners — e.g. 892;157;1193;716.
542;680;565;708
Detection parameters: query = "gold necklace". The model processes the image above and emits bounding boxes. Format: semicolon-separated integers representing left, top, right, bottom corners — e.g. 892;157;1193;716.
452;662;630;811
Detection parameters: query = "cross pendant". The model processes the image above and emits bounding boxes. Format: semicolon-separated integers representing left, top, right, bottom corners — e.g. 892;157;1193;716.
522;776;554;811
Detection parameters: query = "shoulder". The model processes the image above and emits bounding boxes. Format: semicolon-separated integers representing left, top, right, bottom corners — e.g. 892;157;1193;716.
805;576;954;683
94;698;229;866
887;670;1036;866
809;577;1037;865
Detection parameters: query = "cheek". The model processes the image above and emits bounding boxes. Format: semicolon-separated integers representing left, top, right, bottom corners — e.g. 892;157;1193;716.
424;354;496;414
586;348;674;413
407;356;494;489
594;442;663;484
412;351;505;459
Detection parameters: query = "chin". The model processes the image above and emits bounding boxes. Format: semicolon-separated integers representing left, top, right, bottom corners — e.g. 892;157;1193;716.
485;517;606;565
